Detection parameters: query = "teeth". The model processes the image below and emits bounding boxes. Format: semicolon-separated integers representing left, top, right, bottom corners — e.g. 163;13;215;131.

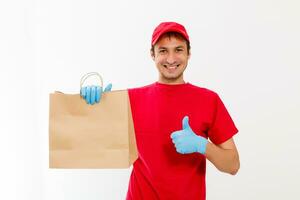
163;65;179;68
167;65;178;68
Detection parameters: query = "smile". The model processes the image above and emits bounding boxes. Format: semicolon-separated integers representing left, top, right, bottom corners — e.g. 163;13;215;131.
163;64;180;69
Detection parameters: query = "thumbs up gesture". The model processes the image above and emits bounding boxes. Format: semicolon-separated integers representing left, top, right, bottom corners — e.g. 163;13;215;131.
170;116;208;155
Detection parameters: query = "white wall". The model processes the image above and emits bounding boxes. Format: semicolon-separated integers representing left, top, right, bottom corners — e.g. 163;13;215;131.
1;0;299;199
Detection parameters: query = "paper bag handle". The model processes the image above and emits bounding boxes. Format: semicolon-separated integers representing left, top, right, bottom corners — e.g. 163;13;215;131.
80;72;103;89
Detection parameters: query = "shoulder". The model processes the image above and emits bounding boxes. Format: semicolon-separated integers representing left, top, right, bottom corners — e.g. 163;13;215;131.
187;83;219;99
128;83;155;93
127;83;158;99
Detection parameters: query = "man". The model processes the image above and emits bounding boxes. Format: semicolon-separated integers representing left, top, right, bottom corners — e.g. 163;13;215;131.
81;22;240;200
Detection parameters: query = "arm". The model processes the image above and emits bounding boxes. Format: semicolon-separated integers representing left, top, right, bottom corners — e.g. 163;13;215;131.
205;138;240;175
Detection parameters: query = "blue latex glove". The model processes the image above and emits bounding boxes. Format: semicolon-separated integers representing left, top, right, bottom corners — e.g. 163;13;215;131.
80;83;112;105
171;116;208;155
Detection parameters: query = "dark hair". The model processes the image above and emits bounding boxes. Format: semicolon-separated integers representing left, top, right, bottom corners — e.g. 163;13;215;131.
151;32;191;55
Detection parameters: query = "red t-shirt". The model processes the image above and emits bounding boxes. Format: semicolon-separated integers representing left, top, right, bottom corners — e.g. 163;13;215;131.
126;82;238;200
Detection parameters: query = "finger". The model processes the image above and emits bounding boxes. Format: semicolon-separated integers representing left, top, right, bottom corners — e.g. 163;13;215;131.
86;86;91;104
80;87;86;98
90;86;96;105
175;141;185;148
182;116;190;130
176;147;185;154
171;138;176;144
104;83;112;92
172;137;182;145
95;86;101;103
170;131;183;140
171;138;177;145
98;86;103;102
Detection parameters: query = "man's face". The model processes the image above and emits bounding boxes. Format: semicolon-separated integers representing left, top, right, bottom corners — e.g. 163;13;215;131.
151;35;190;84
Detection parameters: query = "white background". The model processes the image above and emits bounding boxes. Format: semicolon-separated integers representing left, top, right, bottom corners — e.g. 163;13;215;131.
1;0;300;199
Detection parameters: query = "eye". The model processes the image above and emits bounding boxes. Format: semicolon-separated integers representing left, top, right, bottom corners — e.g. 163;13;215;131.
176;48;183;52
159;49;167;53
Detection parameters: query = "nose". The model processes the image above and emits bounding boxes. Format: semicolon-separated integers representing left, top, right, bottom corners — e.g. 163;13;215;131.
166;52;177;65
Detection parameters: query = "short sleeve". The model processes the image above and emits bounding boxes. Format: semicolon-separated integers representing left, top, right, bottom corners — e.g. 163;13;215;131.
208;94;238;145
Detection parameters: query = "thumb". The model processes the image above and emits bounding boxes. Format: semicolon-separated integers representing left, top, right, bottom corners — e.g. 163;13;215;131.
104;83;112;92
182;116;191;130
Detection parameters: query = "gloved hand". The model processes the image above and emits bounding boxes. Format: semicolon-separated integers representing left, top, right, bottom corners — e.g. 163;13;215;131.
80;83;112;105
171;116;208;155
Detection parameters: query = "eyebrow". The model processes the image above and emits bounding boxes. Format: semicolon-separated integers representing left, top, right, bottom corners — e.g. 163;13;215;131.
158;45;185;49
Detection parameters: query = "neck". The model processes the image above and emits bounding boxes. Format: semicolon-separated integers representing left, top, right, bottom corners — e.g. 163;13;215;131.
158;77;185;85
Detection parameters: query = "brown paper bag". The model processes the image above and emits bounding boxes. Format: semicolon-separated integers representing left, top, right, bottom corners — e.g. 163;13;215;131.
49;90;138;168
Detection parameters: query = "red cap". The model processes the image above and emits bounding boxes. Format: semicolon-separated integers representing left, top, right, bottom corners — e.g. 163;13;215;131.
151;22;189;45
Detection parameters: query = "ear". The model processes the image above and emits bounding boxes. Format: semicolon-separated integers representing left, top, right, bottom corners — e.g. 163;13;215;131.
188;50;191;59
150;49;155;61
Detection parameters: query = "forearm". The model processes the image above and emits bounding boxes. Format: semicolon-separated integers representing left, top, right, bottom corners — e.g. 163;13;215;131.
205;141;240;175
